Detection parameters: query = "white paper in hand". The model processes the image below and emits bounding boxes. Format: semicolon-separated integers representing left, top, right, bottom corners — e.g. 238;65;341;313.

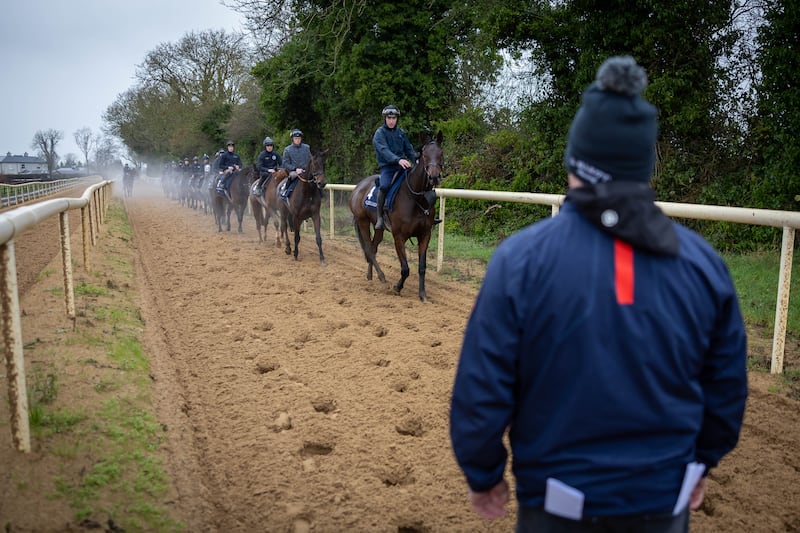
544;478;584;520
673;462;706;515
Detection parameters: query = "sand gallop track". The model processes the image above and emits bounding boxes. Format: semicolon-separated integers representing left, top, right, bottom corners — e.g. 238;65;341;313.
125;180;799;532
128;180;495;532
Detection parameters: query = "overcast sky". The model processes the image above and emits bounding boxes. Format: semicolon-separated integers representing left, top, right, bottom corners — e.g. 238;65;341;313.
0;0;245;162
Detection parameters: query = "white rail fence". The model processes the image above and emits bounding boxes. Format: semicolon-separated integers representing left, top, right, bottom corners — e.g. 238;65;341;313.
1;179;112;452
0;178;89;208
325;184;800;377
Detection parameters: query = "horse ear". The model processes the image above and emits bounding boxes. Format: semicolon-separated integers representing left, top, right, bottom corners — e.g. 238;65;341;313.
436;130;443;145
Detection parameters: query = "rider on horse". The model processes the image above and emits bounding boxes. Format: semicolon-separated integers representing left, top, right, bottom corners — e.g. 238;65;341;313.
372;105;417;230
254;136;283;196
216;140;243;194
281;129;312;198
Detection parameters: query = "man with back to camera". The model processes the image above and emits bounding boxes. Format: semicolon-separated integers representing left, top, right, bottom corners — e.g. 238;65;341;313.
449;55;748;533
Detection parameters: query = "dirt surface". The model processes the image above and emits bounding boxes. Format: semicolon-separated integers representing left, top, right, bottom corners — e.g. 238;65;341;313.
2;179;799;531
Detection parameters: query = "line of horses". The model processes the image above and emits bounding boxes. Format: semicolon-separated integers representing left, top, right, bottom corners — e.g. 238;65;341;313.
156;131;444;301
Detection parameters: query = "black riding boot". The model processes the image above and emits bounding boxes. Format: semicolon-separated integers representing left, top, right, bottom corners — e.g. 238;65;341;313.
374;189;387;230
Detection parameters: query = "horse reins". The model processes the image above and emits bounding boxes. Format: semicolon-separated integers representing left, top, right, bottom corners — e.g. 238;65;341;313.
406;141;443;196
403;141;443;217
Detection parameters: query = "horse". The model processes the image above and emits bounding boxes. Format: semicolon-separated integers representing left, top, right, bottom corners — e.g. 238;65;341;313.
212;167;257;233
348;131;444;302
278;149;329;264
250;168;287;247
123;168;136;198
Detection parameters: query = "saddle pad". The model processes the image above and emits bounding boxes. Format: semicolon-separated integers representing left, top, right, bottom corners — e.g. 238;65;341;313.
280;178;299;198
363;172;406;211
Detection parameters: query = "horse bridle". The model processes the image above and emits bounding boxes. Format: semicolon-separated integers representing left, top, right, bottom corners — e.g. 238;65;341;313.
406;141;443;196
296;167;326;189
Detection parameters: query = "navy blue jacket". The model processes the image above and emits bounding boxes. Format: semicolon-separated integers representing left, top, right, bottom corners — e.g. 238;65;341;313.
450;200;747;517
257;149;282;173
218;150;242;171
373;124;417;168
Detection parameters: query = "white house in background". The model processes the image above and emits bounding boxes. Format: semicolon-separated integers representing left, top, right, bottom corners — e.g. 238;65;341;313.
0;152;47;177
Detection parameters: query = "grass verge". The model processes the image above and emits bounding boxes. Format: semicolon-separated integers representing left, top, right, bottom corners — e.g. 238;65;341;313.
21;199;183;532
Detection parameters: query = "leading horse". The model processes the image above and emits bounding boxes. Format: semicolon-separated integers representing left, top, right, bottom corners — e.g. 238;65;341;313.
278;149;329;264
349;131;443;302
212;167;256;233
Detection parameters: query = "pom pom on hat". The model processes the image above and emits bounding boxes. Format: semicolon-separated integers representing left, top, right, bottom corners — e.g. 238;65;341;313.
565;56;658;184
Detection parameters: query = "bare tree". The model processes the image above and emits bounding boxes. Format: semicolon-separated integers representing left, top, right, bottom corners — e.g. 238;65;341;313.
73;127;95;174
136;29;254;106
31;129;63;179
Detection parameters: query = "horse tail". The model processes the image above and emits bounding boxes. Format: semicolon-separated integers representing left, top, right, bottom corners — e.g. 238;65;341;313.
354;214;370;261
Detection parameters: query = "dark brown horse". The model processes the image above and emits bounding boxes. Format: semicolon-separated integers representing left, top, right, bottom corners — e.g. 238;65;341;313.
349;131;444;301
212;167;257;233
278;149;329;264
250;168;287;247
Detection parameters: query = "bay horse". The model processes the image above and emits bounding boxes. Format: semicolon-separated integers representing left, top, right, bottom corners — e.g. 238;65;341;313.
349;131;443;302
212;167;256;233
278;149;329;264
250;168;287;247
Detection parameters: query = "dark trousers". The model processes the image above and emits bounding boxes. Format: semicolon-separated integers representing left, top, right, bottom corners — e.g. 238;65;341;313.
378;164;402;192
516;507;689;533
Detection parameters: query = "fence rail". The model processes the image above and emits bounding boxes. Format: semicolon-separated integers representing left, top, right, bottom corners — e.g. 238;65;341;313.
0;179;112;452
0;178;90;208
325;183;800;376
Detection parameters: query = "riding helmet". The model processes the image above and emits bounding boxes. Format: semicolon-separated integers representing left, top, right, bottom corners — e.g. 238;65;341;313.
291;129;303;138
382;105;400;117
226;140;235;146
263;137;274;146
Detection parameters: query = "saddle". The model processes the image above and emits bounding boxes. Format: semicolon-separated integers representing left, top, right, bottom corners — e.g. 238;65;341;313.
364;170;407;212
279;178;299;200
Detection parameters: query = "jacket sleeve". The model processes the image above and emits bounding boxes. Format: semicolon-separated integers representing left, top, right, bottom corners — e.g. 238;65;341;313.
450;246;520;492
373;128;397;165
403;134;418;161
695;263;748;470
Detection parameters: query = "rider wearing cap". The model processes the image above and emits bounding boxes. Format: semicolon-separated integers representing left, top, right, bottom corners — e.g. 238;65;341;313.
281;129;312;194
254;136;283;196
217;140;243;191
372;105;417;230
191;155;203;179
